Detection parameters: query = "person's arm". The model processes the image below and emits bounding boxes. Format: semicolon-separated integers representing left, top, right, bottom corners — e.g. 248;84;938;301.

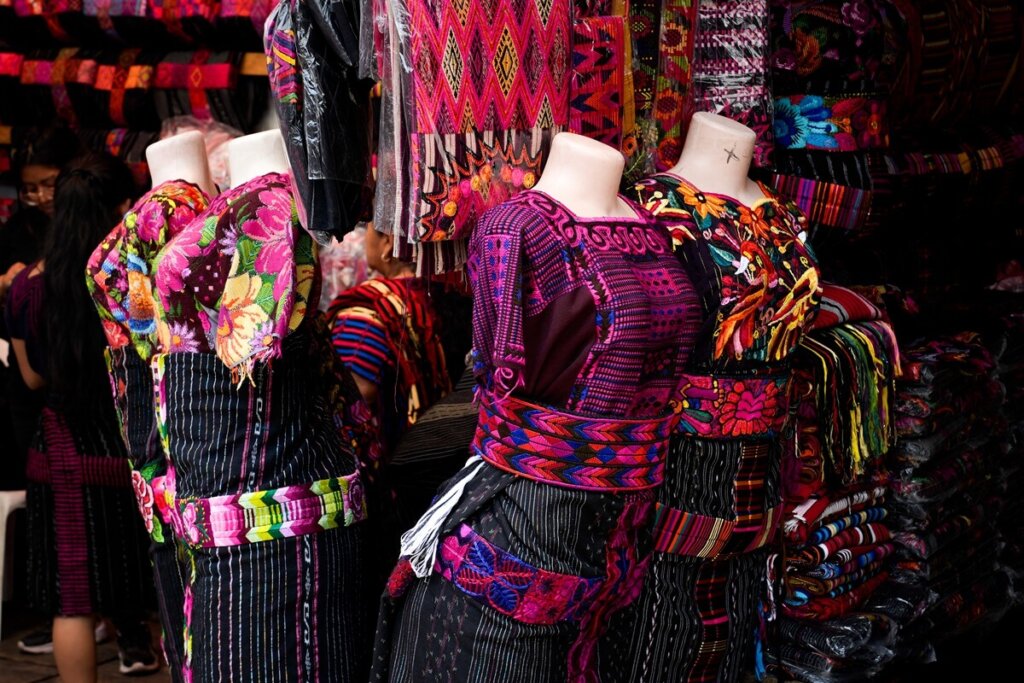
11;337;45;390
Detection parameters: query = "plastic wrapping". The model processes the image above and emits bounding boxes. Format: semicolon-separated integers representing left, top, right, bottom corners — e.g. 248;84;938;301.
296;0;373;240
266;0;372;244
778;616;873;660
689;0;773;167
159;115;242;191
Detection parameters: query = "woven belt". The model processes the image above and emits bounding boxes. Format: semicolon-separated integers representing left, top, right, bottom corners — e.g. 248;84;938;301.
472;392;671;491
436;523;602;625
672;372;791;439
652;503;781;558
167;473;366;549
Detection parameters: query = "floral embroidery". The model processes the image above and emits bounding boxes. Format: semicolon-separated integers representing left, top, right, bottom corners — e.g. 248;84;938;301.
718;379;782;437
773;94;888;152
87;181;209;360
672;373;791;438
437;523;601;625
131;469;156;536
154;173;317;377
633;175;821;367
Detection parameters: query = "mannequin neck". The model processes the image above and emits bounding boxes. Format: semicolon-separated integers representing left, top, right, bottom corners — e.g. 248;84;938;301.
146;131;216;198
670;112;765;207
228;131;290;188
533;133;635;218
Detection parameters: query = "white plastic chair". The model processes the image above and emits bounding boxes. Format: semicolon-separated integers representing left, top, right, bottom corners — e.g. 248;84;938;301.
0;490;26;637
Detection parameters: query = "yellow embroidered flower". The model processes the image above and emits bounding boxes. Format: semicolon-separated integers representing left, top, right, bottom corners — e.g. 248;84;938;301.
217;273;267;368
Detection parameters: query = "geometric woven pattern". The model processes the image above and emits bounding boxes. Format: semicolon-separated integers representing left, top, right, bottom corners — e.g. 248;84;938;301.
569;15;625;148
472;391;673;491
405;0;571;242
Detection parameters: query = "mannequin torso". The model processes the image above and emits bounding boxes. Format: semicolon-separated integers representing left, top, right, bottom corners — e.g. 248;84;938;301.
533;132;637;219
669;112;766;207
146;131;216;197
227;130;290;188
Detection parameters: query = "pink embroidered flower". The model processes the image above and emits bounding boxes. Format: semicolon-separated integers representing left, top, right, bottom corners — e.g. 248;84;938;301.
131;470;156;535
717;380;782;437
841;0;876;38
167;321;201;353
181;501;201;545
135;200;167;243
156;235;201;294
243;188;294;274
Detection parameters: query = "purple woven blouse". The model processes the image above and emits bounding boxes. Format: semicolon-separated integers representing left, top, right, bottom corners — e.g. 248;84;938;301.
468;189;700;419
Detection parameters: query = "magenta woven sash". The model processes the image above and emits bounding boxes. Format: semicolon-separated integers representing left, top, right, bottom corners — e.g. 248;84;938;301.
436;523;602;625
672;372;791;438
472;392;671;491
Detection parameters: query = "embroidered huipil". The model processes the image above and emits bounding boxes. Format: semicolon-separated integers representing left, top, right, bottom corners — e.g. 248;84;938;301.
375;189;700;682
85;180;209;682
150;172;371;682
605;174;821;683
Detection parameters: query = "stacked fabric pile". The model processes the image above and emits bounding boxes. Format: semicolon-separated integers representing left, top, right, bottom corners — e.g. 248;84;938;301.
885;332;1015;660
768;285;905;682
994;306;1024;594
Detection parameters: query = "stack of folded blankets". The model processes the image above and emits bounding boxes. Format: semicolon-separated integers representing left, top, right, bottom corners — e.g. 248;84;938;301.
998;309;1024;584
768;285;908;682
885;332;1015;661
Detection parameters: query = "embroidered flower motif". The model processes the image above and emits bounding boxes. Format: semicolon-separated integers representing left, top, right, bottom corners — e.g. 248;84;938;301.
242;188;294;275
773;48;798;72
717;379;782;437
181;501;201;546
217;273;269;368
155;235;201;293
167;321;200;353
131;470;156;535
655;90;684;127
102;319;129;348
134;200;168;243
841;0;876;37
737;205;771;240
773;96;837;150
793;28;822;76
678;183;729;221
452;539;534;616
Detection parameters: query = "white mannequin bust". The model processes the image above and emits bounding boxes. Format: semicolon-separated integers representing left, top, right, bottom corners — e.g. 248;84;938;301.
227;130;289;188
670;112;766;207
533;132;636;218
146;131;216;197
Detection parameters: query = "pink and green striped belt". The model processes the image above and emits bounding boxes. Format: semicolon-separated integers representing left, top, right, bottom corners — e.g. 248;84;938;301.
157;472;367;549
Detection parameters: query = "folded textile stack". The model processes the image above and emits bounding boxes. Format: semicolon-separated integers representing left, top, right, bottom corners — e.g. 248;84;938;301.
994;307;1024;591
885;332;1015;661
768;285;905;682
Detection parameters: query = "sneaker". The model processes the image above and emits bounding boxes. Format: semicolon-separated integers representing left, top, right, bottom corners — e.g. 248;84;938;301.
116;623;160;676
16;626;53;655
17;620;110;654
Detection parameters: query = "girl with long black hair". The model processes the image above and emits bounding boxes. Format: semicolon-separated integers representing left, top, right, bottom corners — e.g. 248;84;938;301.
5;153;159;681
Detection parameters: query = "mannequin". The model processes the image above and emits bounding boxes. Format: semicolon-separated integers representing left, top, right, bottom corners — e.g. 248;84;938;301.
669;111;766;207
607;114;822;683
374;129;702;681
227;129;290;188
533;132;638;219
146;131;216;197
